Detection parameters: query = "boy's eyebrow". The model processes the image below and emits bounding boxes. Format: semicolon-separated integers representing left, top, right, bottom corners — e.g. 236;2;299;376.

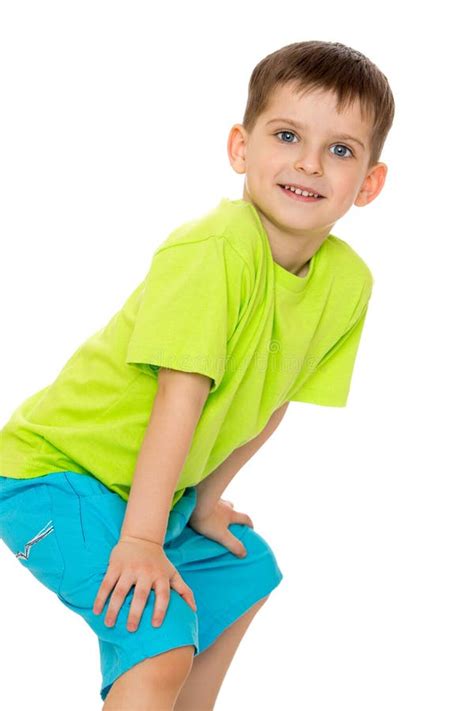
266;117;366;150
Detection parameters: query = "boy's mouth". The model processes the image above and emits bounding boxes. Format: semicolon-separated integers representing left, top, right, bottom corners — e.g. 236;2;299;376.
278;184;326;203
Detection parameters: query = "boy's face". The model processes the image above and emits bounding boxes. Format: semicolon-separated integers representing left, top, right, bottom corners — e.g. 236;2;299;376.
228;82;387;252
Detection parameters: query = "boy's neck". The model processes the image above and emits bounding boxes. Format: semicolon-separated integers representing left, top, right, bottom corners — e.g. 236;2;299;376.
242;192;331;276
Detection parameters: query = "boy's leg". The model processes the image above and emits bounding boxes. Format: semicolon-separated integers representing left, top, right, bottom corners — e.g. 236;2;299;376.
174;594;270;711
102;644;195;711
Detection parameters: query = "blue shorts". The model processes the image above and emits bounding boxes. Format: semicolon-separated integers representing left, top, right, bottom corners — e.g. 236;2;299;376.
0;471;283;702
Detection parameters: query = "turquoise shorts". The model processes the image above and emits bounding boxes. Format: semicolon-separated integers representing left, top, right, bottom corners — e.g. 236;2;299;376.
0;471;283;702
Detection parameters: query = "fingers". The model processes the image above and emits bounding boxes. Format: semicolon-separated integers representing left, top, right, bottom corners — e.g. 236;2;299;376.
222;529;248;558
95;574;197;630
220;511;257;557
93;567;121;616
231;511;254;529
151;578;171;627
127;579;153;632
92;546;198;632
170;571;198;614
103;575;135;627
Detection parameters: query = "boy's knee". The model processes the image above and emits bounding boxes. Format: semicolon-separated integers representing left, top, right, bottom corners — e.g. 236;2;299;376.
134;644;195;689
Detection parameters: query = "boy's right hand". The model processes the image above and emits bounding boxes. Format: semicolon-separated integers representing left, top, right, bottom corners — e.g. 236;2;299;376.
92;536;197;632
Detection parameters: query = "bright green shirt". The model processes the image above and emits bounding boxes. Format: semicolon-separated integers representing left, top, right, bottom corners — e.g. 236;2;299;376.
0;197;373;508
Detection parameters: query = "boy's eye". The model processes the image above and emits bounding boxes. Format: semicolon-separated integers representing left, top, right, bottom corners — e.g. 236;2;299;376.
329;144;354;159
274;131;354;159
275;130;298;144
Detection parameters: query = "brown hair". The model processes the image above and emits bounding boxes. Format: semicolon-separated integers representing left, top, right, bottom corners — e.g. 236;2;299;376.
242;40;395;168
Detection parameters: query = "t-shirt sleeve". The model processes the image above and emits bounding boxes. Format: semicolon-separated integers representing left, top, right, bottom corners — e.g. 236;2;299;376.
289;297;371;408
125;236;231;393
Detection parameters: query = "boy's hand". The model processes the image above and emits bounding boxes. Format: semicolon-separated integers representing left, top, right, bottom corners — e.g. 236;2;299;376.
92;537;197;632
188;499;254;558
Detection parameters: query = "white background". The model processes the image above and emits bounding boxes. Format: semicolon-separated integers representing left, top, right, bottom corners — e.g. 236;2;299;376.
1;2;473;709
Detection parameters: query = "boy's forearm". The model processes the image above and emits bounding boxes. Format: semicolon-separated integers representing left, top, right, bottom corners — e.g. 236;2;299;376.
194;401;289;518
120;375;209;546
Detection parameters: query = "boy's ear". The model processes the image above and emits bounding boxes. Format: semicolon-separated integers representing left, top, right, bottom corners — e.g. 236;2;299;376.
227;123;248;175
354;162;388;208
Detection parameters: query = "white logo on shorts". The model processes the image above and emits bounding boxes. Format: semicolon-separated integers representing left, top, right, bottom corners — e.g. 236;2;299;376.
15;520;55;560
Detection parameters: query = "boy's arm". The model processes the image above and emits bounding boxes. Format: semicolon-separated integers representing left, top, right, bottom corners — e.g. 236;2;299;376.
193;401;290;519
119;367;212;546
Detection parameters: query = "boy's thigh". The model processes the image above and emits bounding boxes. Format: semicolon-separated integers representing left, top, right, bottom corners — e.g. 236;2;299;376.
0;474;66;595
0;472;200;704
0;472;283;700
108;643;195;690
171;522;284;655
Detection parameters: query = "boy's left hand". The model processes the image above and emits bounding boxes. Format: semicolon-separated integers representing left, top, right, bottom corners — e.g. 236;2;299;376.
188;499;254;558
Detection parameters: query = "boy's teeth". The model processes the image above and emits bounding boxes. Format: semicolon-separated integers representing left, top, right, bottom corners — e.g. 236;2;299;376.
284;185;318;197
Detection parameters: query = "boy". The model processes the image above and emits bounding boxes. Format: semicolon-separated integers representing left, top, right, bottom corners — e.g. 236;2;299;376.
0;40;394;709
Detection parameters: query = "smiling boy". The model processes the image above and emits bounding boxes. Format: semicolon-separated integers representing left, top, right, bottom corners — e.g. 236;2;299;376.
229;79;388;280
0;40;394;709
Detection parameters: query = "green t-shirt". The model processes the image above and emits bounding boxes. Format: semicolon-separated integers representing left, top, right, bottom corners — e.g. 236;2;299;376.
0;197;373;508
